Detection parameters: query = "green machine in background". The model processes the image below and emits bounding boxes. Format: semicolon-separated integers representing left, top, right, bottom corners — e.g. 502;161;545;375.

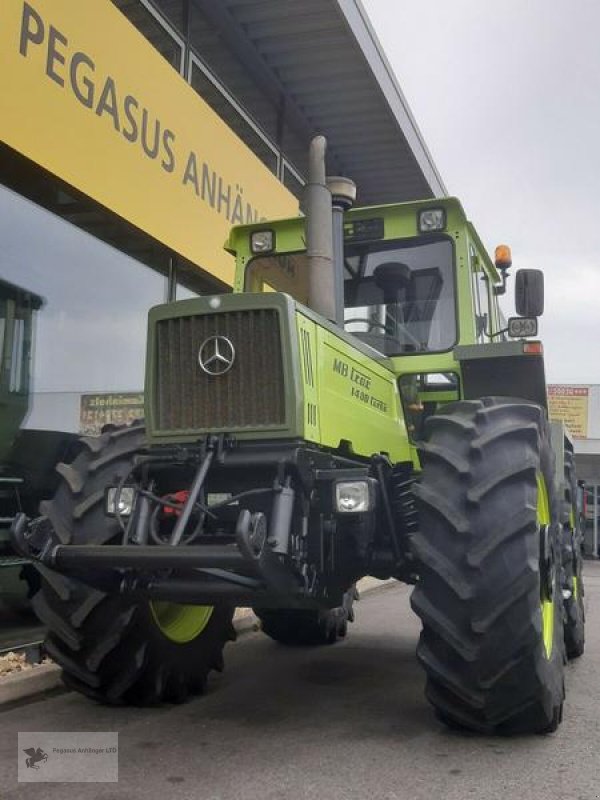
0;278;42;464
14;138;584;734
0;278;43;610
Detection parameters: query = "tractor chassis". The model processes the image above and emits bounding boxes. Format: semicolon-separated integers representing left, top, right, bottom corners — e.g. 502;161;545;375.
12;435;399;610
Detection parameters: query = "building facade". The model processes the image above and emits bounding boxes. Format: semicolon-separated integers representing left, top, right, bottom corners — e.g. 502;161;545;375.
548;384;600;556
0;0;444;438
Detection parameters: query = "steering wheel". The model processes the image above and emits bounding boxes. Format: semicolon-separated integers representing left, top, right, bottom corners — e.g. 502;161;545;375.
344;317;390;334
345;314;425;351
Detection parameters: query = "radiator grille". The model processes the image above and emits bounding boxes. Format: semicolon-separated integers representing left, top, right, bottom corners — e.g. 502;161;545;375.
155;309;285;431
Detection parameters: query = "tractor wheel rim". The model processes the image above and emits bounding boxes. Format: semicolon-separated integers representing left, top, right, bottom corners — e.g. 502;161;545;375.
568;507;580;600
149;601;214;643
572;575;579;601
537;474;554;660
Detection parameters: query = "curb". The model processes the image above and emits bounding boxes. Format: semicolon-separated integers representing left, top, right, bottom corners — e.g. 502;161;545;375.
0;577;395;707
0;663;62;707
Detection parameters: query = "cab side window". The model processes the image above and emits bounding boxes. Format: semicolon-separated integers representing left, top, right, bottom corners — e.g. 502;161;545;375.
470;245;491;343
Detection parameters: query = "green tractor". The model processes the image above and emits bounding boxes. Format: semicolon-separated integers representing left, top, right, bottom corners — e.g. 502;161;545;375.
0;278;43;469
13;138;584;733
0;278;43;607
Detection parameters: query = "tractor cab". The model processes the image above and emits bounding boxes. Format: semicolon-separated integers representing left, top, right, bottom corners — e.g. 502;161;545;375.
242;230;456;357
231;190;547;433
232;196;506;364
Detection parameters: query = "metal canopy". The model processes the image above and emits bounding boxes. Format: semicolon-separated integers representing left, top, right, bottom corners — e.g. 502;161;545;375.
187;0;447;204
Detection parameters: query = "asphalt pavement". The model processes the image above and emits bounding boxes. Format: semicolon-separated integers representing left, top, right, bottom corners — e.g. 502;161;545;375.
1;563;599;800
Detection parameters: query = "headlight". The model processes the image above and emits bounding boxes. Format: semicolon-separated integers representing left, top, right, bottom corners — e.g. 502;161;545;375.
105;486;136;517
250;230;275;254
335;481;371;513
418;208;446;233
508;316;538;338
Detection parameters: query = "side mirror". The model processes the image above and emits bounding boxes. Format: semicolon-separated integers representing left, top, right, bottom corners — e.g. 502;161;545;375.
515;269;544;317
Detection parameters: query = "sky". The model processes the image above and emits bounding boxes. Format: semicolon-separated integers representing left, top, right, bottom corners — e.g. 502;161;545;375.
361;0;600;383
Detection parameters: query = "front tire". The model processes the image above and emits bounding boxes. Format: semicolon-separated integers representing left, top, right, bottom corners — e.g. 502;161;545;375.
412;398;565;734
31;424;235;705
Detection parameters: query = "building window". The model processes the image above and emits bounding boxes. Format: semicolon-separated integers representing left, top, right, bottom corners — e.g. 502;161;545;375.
186;1;280;141
147;0;186;38
283;163;305;201
113;0;306;207
0;184;168;433
112;0;184;72
189;59;279;175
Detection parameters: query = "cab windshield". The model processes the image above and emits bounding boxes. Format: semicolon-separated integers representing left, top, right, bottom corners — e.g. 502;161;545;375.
245;236;456;356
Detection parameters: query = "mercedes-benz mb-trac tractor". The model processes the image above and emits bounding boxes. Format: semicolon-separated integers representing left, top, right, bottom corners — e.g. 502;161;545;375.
13;138;584;734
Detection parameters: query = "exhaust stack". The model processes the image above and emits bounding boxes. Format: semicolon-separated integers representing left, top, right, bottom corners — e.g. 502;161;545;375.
328;175;356;326
305;136;335;322
304;136;356;325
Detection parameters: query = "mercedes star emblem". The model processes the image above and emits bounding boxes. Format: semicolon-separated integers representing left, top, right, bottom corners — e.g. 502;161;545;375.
198;335;236;375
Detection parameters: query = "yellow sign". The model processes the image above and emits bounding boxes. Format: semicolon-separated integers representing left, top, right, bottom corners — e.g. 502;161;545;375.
80;392;144;436
0;0;298;284
548;385;589;439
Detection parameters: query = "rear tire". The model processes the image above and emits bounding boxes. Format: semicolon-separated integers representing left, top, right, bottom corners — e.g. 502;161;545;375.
412;398;565;734
254;589;355;646
31;424;235;705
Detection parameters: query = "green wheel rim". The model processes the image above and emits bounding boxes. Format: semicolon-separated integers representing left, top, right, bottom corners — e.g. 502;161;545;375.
568;506;580;600
150;601;214;644
537;474;554;660
572;575;579;601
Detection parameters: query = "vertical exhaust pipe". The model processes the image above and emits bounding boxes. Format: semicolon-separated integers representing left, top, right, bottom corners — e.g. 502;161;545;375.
305;137;356;325
328;175;356;326
305;136;335;322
